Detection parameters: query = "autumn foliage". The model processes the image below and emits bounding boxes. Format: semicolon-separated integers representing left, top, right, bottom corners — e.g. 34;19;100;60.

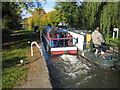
27;9;59;30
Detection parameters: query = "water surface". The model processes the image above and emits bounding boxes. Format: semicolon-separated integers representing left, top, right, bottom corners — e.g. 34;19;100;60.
47;54;119;88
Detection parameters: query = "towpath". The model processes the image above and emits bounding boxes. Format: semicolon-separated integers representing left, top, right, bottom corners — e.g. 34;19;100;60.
3;30;52;88
14;45;52;88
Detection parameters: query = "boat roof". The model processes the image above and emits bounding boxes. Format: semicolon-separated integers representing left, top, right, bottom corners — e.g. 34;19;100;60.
54;29;67;33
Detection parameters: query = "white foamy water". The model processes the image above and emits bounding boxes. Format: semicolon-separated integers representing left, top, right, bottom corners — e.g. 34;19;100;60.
58;55;91;79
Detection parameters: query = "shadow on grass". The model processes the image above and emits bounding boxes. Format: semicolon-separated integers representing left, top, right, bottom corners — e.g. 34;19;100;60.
17;30;34;34
3;33;36;44
3;56;26;69
2;30;36;69
2;30;40;49
2;30;37;88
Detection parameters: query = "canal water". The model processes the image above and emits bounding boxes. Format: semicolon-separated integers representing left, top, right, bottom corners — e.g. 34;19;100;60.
46;54;119;88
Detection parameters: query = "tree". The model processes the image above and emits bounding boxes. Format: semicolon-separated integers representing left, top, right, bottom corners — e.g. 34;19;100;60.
54;2;81;27
31;8;45;26
40;10;59;26
2;2;21;31
54;2;119;37
100;2;119;37
27;16;34;30
2;1;45;33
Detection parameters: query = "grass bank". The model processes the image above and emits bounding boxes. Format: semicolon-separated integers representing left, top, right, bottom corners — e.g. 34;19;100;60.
106;37;118;50
2;30;39;88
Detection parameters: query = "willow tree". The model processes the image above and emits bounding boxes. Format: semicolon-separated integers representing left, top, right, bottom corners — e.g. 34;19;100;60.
54;2;81;27
100;2;119;37
80;2;119;36
80;2;103;30
54;1;119;36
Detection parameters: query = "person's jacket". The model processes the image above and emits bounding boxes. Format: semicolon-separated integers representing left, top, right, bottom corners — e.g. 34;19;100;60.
92;30;105;46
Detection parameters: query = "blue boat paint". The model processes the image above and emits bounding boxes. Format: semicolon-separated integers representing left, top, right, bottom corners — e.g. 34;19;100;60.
41;42;50;61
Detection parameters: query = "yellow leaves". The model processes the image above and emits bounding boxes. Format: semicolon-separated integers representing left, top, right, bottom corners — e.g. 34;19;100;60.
27;17;33;30
41;10;59;26
27;9;59;28
31;8;45;26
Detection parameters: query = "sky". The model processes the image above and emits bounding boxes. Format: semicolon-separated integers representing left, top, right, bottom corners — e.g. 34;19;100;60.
43;2;56;13
21;0;85;19
22;1;56;19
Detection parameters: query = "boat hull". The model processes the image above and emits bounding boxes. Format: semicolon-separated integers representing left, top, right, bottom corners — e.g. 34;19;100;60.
51;47;78;55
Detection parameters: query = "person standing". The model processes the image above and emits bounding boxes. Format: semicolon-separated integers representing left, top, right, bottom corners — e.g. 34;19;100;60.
34;26;38;32
92;27;106;55
34;26;39;39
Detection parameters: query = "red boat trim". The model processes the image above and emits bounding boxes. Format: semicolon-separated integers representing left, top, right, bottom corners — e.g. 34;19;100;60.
67;50;77;54
51;37;75;39
51;50;77;55
51;51;64;55
58;29;63;30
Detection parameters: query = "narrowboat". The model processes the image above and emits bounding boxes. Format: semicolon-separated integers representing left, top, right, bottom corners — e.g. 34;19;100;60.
42;27;78;56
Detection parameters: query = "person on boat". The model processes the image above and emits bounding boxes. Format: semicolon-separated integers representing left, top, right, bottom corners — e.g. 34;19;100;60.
92;27;106;55
66;33;73;46
50;28;60;47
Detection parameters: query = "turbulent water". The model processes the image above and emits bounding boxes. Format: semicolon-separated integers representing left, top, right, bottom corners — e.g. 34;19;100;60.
47;54;119;88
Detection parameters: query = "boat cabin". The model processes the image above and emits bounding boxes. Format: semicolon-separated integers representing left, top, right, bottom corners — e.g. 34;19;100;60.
42;27;78;55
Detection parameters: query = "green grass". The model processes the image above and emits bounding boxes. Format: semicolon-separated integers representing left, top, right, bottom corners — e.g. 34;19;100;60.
106;37;118;50
106;37;118;45
2;30;37;88
17;29;34;34
2;48;30;88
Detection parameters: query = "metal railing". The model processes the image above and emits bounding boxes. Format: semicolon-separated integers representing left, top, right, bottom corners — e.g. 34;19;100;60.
31;41;43;56
50;38;77;47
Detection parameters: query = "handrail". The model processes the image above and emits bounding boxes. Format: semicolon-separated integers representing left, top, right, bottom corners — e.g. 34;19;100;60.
45;33;77;47
31;41;43;56
51;37;75;40
94;44;111;48
47;33;76;40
